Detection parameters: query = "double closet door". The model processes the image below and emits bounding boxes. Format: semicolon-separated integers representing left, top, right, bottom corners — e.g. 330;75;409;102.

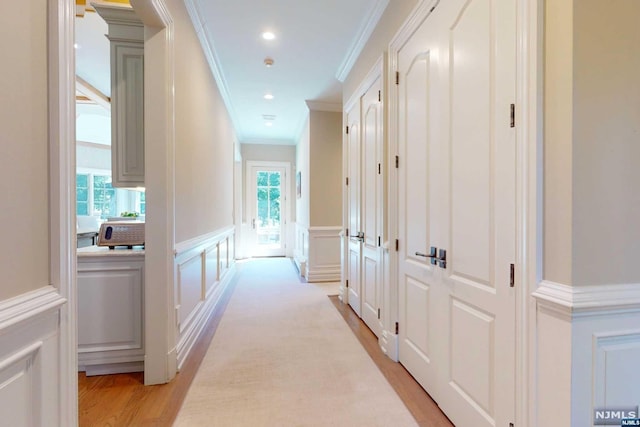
395;1;516;426
345;69;384;338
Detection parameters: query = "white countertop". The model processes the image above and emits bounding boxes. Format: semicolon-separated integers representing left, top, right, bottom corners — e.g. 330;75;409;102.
77;245;145;257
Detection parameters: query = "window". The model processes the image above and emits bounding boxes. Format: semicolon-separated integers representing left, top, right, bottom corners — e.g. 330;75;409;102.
92;175;117;218
139;191;145;215
77;174;89;216
76;173;144;219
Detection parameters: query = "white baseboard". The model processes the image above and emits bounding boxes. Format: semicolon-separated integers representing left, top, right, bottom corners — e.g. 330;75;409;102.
380;328;399;362
306;265;341;282
293;254;307;278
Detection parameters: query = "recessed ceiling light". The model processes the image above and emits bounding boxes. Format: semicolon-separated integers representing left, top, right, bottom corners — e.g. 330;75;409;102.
265;122;273;127
264;93;274;100
262;31;276;40
74;43;80;49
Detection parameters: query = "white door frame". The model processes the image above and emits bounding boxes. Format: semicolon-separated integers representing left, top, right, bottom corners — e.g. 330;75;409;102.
245;160;291;257
55;0;176;426
50;0;77;424
386;0;541;426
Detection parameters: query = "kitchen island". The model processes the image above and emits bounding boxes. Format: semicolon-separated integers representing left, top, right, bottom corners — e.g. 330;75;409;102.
77;245;145;375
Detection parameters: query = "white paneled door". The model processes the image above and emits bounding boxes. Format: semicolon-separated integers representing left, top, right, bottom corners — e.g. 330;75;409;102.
360;76;383;338
345;69;384;336
396;1;516;426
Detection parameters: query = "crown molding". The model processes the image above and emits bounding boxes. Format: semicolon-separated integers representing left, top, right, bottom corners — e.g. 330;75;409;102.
336;0;389;82
183;0;244;140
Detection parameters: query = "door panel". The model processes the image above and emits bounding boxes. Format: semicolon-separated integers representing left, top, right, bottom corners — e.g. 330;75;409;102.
396;0;516;426
439;0;516;425
346;103;361;316
397;16;444;392
360;77;383;337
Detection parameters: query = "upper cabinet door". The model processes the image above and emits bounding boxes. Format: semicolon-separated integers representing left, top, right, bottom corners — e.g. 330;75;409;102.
95;6;145;188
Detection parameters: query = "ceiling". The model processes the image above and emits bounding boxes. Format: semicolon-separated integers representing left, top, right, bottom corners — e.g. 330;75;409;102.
75;0;389;146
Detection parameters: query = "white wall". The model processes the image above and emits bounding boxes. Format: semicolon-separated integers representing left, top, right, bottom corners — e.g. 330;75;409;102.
0;0;50;300
309;110;343;227
572;0;640;286
172;0;236;244
543;0;574;285
294;111;341;281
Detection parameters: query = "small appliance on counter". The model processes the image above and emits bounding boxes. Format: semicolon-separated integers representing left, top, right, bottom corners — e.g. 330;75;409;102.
97;221;145;249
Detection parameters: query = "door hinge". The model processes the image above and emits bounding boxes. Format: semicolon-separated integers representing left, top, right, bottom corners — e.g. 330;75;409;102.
346;125;349;134
395;322;399;334
395;71;399;85
346;279;349;288
378;90;381;102
510;264;515;287
510;104;515;128
346;177;349;186
378;163;381;174
377;308;381;319
378;236;381;247
395;155;399;168
346;228;349;237
395;239;399;251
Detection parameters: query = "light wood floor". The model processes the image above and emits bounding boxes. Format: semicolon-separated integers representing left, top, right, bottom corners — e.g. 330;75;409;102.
79;281;452;426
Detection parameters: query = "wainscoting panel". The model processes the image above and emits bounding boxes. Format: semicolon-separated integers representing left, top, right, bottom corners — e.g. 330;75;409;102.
594;331;640;409
174;226;236;369
533;280;640;426
306;226;341;283
205;244;220;296
0;287;66;427
177;254;204;335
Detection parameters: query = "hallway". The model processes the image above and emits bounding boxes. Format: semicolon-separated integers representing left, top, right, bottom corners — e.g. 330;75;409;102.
79;258;452;426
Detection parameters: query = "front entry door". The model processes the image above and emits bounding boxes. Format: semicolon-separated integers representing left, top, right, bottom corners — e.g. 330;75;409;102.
396;1;516;426
247;164;287;257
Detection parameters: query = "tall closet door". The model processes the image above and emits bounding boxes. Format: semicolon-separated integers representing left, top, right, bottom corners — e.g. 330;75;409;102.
345;103;362;316
396;8;448;397
395;1;517;426
360;76;383;338
436;0;516;425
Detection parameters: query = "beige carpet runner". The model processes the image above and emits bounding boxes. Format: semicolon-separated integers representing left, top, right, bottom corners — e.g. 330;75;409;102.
174;258;418;427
